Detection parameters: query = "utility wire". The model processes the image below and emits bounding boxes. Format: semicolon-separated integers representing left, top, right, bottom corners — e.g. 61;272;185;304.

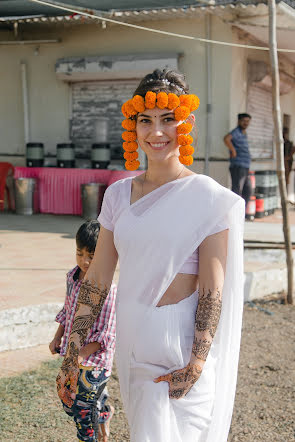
29;0;295;53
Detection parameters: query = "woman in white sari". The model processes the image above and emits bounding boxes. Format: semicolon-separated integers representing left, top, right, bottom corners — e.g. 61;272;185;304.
57;69;244;442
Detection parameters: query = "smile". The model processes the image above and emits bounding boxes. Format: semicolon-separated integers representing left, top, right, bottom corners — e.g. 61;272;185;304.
148;142;170;150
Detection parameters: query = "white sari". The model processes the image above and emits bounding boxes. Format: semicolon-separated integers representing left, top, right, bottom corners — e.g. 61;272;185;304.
99;174;244;442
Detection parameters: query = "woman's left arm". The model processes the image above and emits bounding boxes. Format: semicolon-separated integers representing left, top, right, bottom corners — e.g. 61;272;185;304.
155;229;228;399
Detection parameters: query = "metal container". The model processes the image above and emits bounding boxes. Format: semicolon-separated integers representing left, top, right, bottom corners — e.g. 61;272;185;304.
57;143;75;168
81;182;107;220
94;117;108;143
91;143;111;169
26;143;44;167
14;178;36;215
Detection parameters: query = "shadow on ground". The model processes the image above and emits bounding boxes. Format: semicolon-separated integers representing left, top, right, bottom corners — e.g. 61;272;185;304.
1;213;84;238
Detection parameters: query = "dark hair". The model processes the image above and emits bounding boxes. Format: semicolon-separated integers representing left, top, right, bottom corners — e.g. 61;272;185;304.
133;69;189;97
238;113;251;120
76;220;100;253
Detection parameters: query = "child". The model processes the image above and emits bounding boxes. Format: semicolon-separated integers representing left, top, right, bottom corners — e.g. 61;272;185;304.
49;220;116;442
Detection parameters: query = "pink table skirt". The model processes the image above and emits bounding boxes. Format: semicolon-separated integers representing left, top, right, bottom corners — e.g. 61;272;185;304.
14;167;143;215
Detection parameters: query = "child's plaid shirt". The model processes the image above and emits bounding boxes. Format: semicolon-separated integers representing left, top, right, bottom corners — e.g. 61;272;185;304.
56;266;116;376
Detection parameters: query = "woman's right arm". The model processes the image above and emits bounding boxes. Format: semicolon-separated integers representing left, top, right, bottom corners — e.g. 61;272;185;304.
56;226;118;407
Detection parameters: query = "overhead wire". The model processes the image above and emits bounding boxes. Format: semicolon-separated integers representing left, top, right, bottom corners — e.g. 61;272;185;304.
28;0;295;53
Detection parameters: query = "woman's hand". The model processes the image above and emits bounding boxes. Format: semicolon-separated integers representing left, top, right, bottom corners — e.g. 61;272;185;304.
154;363;202;399
56;358;79;407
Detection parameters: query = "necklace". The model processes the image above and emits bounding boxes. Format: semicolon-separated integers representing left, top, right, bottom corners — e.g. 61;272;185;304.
141;166;185;198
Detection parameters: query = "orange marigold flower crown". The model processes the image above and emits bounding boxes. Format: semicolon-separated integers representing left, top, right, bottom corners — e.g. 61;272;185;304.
121;91;200;171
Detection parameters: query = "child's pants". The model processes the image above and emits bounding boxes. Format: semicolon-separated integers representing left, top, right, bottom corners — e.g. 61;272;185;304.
62;366;110;442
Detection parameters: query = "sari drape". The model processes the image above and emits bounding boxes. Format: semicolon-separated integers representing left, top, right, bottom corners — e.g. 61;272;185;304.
109;174;244;441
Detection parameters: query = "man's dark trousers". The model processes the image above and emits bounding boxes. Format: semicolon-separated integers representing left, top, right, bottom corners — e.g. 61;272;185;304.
230;165;252;206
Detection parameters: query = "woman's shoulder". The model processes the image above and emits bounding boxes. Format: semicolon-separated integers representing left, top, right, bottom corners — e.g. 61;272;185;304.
190;174;243;203
105;176;133;199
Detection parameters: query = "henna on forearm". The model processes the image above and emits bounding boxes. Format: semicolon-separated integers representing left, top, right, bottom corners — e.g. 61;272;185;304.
65;280;108;361
191;288;222;363
57;280;108;406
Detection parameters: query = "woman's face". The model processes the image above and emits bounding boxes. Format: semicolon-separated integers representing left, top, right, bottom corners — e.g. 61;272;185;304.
136;107;180;162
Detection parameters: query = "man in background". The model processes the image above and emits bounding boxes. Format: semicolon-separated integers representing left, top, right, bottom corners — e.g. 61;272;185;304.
224;113;252;206
283;127;295;186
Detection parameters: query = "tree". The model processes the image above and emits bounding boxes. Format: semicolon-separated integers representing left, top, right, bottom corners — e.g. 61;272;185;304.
268;0;293;304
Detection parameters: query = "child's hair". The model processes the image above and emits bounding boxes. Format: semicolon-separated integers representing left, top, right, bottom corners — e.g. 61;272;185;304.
76;220;100;253
133;68;189;97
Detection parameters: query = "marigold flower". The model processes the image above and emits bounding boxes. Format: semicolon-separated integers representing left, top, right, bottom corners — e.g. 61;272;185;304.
132;95;145;113
122;131;137;142
179;95;193;109
179;155;194;166
177;123;193;134
121;102;129;118
122;99;137;118
174;106;191;121
125;159;140;171
124;151;139;161
122;119;136;131
178;134;193;146
156;92;169;109
179;145;194;156
123;141;138;152
190;95;200;112
145;91;157;109
167;93;180;110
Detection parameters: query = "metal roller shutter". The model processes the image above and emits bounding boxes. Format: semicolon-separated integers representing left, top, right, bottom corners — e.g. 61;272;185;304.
71;80;138;160
247;84;274;159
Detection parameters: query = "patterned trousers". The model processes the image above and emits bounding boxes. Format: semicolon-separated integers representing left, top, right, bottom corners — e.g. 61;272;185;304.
62;366;110;442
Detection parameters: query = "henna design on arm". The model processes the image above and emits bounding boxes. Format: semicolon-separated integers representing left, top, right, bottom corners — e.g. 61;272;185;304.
56;280;109;407
155;289;222;400
191;288;222;362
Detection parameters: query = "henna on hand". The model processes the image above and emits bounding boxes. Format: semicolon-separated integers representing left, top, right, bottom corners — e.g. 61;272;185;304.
154;364;202;399
191;288;222;363
56;280;108;406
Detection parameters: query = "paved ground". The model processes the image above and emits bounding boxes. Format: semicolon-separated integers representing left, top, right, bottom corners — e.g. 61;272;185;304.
0;210;294;374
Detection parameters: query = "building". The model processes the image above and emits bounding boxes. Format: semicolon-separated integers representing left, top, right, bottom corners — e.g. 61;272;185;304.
0;0;295;186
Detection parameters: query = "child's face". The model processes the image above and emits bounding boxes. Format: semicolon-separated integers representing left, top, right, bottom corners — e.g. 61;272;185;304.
76;247;94;274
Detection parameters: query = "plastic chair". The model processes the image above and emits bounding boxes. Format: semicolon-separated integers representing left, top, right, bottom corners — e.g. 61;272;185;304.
0;162;14;211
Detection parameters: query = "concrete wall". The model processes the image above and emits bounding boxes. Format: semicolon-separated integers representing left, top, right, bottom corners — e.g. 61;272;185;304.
0;15;233;184
2;16;294;185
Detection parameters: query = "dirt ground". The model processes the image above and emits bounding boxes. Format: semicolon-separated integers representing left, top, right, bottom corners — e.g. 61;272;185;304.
0;298;294;441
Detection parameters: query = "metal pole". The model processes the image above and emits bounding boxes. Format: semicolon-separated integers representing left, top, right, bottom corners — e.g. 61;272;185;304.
21;62;30;144
204;14;212;176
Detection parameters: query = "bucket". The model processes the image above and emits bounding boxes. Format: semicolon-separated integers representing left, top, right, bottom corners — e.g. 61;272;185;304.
57;143;75;168
255;170;270;195
14;178;36;215
81;183;107;220
26;143;44;167
255;194;265;218
91;143;111;169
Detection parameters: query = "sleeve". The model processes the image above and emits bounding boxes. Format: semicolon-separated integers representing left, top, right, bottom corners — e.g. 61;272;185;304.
55;307;66;326
88;284;117;350
210;216;230;236
97;185;115;232
55;273;70;326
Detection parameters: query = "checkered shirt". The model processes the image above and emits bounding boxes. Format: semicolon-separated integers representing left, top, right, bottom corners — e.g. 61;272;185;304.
56;266;116;375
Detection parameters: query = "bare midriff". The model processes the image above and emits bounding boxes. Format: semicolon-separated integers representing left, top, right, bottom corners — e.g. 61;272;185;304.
156;273;199;307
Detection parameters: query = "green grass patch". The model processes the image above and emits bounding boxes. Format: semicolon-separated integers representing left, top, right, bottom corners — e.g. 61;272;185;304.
0;359;76;441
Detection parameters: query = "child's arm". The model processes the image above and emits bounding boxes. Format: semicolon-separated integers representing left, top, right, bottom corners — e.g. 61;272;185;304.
78;342;101;364
49;324;65;354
